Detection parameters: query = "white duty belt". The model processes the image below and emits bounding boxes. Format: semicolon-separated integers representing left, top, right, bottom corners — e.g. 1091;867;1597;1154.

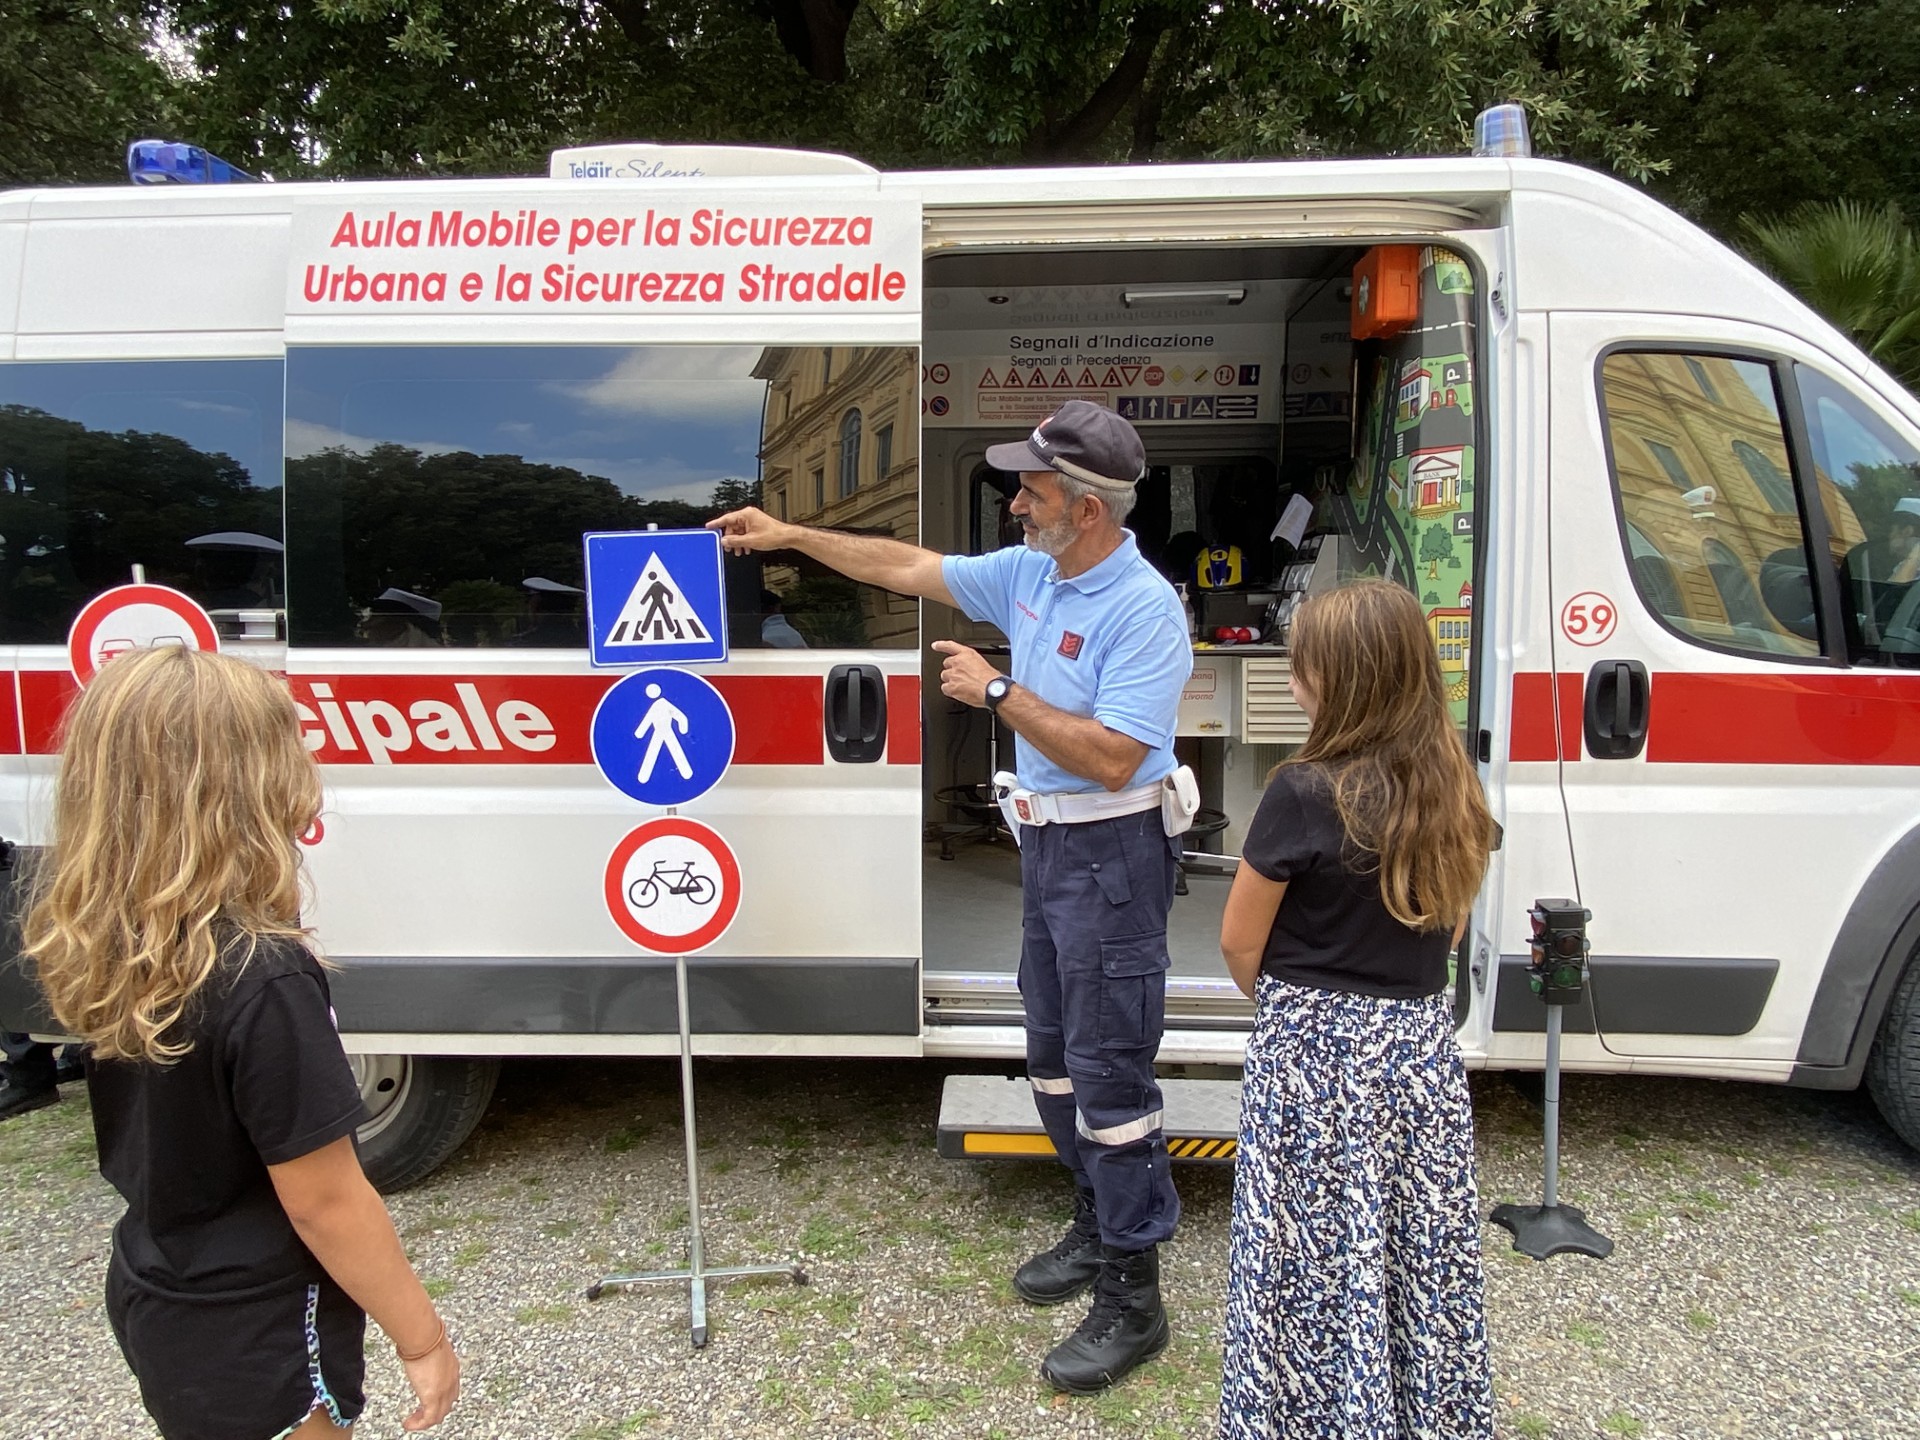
993;765;1198;839
993;772;1159;827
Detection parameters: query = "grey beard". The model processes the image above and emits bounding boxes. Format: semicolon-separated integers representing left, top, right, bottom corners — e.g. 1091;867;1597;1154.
1022;519;1074;557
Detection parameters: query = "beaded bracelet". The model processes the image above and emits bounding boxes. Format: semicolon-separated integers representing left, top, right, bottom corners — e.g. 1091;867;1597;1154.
396;1319;447;1363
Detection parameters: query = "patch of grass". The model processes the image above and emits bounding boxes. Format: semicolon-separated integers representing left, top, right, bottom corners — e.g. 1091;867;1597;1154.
1513;1415;1553;1439
603;1128;641;1154
725;1206;756;1223
848;1373;897;1420
817;1289;861;1327
514;1302;576;1324
483;1372;525;1404
1685;1307;1717;1332
1670;1187;1727;1216
1566;1321;1606;1350
422;1278;455;1300
798;1213;865;1259
542;1219;579;1240
1898;1287;1920;1308
1899;1210;1920;1234
1601;1411;1644;1437
597;1194;624;1225
568;1412;659;1439
710;1157;736;1175
453;1240;491;1267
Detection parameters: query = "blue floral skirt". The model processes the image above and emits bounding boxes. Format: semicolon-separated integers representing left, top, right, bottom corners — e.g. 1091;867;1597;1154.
1219;976;1493;1440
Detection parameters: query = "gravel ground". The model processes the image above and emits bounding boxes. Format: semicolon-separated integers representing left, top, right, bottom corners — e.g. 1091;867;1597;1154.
2;1057;1917;1440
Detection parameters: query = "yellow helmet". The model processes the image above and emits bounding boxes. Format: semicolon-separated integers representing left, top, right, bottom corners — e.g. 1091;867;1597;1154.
1195;544;1244;590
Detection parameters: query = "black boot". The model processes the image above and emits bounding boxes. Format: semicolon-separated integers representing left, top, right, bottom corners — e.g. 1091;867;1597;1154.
1012;1188;1102;1305
0;1071;57;1123
1040;1244;1170;1394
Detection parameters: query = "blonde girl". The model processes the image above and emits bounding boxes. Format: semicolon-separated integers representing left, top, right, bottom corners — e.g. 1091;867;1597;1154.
24;646;459;1440
1216;580;1495;1440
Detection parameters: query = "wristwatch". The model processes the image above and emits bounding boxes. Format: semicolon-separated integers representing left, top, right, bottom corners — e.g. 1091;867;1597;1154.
984;675;1014;712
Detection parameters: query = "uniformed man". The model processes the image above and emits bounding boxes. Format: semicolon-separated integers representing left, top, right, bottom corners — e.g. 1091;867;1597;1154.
709;400;1189;1393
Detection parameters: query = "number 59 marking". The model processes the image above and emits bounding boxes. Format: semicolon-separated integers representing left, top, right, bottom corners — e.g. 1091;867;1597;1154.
1560;591;1618;646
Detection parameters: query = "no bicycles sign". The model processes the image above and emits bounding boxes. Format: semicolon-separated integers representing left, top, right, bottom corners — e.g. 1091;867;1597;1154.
603;816;741;954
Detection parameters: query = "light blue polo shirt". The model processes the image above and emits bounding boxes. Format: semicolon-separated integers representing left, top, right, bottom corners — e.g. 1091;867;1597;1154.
943;533;1190;794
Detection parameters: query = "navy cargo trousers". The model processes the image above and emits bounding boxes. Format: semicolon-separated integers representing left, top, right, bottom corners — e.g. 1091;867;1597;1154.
1018;808;1181;1251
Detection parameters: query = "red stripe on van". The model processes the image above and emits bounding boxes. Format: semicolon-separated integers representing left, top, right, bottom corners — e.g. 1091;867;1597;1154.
1650;671;1920;766
1508;672;1583;762
18;670;77;754
9;670;831;766
886;674;921;765
0;671;20;755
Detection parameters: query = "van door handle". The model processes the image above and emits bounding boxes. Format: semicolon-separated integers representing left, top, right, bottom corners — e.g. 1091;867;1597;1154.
825;663;887;763
1582;659;1650;759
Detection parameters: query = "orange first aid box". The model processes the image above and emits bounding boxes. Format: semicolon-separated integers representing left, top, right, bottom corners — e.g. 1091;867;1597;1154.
1351;244;1421;338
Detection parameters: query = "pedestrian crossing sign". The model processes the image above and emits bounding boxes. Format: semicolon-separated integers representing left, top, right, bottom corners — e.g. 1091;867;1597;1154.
583;529;729;667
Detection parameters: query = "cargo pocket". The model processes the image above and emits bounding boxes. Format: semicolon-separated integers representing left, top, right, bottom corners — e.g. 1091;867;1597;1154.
1097;932;1169;1049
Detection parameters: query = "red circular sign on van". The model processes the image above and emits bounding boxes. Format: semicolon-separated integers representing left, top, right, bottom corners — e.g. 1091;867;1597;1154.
66;584;221;684
603;817;742;955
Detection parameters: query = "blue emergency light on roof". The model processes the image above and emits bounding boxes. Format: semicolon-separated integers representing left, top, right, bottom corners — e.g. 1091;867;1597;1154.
1472;104;1532;159
126;139;256;185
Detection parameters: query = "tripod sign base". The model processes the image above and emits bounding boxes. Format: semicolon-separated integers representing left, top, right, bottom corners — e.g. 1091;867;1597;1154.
1488;1202;1614;1261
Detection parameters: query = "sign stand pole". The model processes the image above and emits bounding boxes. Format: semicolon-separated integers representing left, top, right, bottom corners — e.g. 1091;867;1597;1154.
586;860;804;1346
1490;899;1613;1261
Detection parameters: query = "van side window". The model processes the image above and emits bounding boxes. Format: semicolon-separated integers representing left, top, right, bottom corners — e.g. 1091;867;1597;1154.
284;345;918;650
0;360;285;645
1599;353;1820;659
1795;366;1920;667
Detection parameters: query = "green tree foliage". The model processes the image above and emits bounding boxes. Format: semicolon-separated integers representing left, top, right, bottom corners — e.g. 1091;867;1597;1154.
0;404;276;639
285;443;708;640
0;1;185;183
1743;202;1920;391
158;0;1696;180
1643;0;1920;236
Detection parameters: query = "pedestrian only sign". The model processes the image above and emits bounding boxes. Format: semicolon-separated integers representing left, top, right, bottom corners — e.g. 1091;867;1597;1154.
604;816;742;954
589;668;736;808
584;529;729;667
67;583;221;684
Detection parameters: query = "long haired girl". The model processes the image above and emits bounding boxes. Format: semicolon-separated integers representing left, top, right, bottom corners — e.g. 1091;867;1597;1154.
24;646;458;1439
1216;579;1496;1440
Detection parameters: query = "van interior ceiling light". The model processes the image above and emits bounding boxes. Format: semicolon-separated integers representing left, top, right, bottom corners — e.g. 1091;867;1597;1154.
1472;103;1532;159
126;140;256;185
1121;288;1247;308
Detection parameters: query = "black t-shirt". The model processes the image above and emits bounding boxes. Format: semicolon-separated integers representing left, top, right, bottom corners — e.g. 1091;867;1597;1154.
1241;763;1454;999
88;934;367;1298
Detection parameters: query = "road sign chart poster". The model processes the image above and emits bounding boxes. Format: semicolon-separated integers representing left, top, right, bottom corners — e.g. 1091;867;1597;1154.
585;529;728;667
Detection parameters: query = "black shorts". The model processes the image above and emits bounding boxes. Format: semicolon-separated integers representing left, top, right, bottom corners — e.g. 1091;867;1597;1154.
106;1255;367;1440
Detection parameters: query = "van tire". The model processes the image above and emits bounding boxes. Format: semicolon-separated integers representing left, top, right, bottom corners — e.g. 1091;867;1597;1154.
1866;958;1920;1153
350;1054;501;1193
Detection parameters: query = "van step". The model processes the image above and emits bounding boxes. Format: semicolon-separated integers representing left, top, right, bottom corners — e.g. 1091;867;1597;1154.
936;1074;1242;1165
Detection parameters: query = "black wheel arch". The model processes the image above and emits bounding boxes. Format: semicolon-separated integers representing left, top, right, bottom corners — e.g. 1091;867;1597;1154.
1793;822;1920;1089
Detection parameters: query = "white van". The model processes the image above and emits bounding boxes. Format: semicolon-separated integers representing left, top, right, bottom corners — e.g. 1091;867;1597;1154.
4;131;1918;1187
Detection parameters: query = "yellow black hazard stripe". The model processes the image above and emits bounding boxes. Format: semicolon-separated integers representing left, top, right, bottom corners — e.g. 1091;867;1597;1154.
943;1131;1237;1163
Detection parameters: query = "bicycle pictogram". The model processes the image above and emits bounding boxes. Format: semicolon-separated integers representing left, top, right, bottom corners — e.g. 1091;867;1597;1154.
628;860;717;910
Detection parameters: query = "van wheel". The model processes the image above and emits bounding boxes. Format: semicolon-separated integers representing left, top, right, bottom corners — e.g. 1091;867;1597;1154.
349;1054;501;1193
1867;959;1920;1152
